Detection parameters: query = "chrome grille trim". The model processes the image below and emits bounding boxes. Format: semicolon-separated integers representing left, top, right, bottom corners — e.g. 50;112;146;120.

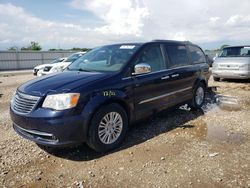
12;92;40;114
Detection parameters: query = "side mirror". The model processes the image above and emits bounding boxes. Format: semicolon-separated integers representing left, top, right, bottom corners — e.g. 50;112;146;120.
133;63;151;75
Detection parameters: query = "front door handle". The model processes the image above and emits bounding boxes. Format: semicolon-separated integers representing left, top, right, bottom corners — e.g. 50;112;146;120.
171;74;179;78
161;75;170;80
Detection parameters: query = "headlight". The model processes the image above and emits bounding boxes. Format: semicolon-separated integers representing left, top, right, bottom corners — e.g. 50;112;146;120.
42;93;80;110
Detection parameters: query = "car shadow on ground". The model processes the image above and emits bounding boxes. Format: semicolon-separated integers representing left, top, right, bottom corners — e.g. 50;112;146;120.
221;78;250;83
40;88;217;161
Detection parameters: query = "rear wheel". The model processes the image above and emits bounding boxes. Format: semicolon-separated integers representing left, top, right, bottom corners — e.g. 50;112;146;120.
213;76;220;81
189;83;206;110
87;104;128;152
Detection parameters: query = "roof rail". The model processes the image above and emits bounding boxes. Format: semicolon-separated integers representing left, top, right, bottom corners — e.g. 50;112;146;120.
151;39;192;44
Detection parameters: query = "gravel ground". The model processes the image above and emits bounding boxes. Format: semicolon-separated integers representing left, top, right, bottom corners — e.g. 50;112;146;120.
0;74;250;188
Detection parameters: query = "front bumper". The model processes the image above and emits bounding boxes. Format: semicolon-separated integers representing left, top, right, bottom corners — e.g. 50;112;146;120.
212;69;250;79
10;108;87;147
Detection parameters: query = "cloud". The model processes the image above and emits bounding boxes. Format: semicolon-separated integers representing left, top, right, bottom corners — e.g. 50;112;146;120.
140;0;250;45
209;17;220;23
226;15;250;27
1;0;250;50
0;3;102;49
70;0;149;36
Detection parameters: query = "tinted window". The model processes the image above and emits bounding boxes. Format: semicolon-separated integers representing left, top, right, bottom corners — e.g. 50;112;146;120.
165;45;189;68
134;45;166;72
189;45;206;64
219;46;250;57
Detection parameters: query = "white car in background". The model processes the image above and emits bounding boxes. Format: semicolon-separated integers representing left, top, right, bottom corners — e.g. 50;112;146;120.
33;57;66;76
39;52;86;76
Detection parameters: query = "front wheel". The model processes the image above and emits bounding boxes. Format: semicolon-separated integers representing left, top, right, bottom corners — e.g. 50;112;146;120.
87;104;128;152
189;83;206;110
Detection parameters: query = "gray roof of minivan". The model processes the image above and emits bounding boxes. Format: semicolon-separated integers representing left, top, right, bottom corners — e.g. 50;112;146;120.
105;40;195;47
151;39;193;45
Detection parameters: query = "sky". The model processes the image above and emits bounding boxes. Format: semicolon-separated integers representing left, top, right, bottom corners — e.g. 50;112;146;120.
0;0;250;50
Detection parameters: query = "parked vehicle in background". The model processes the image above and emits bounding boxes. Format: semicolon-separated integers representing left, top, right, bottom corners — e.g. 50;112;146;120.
33;57;66;76
212;46;250;81
40;52;86;76
10;40;209;152
213;53;219;61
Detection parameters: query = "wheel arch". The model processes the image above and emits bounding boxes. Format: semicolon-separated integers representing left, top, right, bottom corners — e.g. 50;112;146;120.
100;99;131;122
193;77;207;90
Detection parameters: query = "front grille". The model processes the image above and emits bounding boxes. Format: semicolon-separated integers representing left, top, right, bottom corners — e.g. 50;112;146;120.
218;64;239;70
43;66;52;72
12;92;40;114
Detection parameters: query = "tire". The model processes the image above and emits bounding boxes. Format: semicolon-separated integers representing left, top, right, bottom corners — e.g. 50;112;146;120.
189;82;206;110
213;76;220;81
87;104;128;152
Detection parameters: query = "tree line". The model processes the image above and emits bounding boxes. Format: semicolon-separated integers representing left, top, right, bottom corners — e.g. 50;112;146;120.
7;41;91;52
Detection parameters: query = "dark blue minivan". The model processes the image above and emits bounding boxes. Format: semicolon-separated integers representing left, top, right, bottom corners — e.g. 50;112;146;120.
10;40;210;152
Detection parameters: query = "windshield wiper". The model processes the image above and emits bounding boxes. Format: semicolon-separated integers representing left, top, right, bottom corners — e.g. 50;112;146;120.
78;68;94;72
67;68;96;72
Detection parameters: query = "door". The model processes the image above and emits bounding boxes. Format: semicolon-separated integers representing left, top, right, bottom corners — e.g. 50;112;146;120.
132;44;178;120
163;44;197;104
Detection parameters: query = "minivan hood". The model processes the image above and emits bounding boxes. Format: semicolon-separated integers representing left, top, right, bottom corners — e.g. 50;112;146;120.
215;57;250;64
18;71;112;96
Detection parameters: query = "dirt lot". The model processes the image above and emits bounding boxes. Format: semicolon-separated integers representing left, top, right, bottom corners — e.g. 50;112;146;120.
0;73;250;188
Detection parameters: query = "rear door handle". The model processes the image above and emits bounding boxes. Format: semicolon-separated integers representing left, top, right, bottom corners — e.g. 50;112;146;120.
171;74;179;78
161;75;170;80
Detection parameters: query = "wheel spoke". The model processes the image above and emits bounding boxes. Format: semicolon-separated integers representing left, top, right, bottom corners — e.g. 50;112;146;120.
107;134;111;143
103;115;109;123
113;113;119;123
99;122;106;128
112;132;117;140
98;129;106;136
103;133;109;142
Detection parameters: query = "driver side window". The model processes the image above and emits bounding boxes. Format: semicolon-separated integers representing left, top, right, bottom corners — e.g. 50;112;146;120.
134;45;166;72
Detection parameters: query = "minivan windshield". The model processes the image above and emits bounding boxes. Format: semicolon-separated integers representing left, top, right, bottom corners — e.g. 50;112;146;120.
65;53;84;62
219;46;250;57
67;44;141;72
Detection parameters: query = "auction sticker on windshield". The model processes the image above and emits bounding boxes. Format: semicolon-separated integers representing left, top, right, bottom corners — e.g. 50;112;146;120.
120;45;135;49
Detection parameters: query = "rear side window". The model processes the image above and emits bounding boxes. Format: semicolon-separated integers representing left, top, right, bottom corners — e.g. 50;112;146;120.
164;45;189;68
189;45;206;64
134;45;166;72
